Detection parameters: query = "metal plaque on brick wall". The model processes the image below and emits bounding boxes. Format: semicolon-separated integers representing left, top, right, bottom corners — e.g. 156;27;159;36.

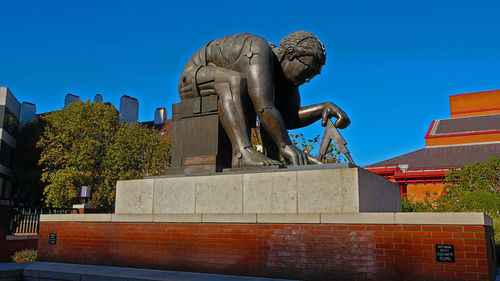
49;233;57;245
435;244;454;262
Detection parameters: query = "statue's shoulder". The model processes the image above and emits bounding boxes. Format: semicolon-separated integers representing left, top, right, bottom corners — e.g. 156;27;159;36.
219;32;262;39
214;33;269;46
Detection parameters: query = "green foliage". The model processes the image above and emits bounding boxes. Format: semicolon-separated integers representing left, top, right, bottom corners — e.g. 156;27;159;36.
97;123;172;207
436;155;500;217
38;101;171;209
401;194;433;212
403;155;500;217
38;101;119;208
11;117;47;207
11;249;37;262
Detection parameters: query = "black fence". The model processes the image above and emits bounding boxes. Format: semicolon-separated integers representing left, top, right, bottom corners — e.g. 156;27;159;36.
8;207;76;235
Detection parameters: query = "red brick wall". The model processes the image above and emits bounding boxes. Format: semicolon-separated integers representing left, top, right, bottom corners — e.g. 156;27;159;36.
0;205;39;262
1;237;38;262
38;222;496;281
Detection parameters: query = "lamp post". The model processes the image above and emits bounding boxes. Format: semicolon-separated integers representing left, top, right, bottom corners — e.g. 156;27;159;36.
73;186;96;214
80;186;91;204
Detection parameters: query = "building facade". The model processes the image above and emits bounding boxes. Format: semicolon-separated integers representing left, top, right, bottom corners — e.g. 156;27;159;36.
0;87;36;201
366;89;500;201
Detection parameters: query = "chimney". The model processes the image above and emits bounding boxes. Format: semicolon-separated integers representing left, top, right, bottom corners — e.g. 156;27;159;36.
19;102;36;125
64;94;81;108
119;95;138;123
94;94;103;103
154;107;166;126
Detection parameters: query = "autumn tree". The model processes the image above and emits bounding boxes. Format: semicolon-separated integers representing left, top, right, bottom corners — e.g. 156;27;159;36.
97;123;172;207
38;101;171;209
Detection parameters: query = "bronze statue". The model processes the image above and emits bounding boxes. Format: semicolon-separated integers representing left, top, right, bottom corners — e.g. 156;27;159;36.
178;31;350;168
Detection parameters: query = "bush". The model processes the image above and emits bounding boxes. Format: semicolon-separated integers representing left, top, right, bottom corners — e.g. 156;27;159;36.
401;195;433;212
439;155;500;217
11;249;37;262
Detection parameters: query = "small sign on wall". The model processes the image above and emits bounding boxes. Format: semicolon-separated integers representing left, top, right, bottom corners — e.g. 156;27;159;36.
435;244;454;262
49;233;57;245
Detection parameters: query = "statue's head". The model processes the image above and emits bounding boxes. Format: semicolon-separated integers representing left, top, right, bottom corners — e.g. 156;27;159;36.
275;31;326;86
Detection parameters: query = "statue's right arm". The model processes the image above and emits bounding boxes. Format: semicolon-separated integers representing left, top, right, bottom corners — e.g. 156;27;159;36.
244;42;309;165
245;45;290;148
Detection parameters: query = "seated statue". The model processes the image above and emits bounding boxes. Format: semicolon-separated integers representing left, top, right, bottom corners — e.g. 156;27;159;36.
178;31;350;168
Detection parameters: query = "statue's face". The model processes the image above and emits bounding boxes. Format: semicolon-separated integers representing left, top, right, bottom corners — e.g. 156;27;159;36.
282;55;322;86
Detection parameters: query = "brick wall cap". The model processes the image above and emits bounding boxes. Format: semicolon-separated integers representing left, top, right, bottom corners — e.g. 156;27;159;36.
5;235;38;240
394;212;492;226
40;212;493;226
72;204;97;209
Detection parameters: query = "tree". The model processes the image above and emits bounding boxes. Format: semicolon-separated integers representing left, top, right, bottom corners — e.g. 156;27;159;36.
97;123;172;207
436;155;500;217
402;155;499;217
38;101;171;208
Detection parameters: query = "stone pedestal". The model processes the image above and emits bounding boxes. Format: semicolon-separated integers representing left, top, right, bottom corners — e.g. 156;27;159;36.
115;166;402;218
171;96;233;175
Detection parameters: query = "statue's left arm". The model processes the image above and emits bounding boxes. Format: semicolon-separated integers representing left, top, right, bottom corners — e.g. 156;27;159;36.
298;102;350;129
281;88;350;129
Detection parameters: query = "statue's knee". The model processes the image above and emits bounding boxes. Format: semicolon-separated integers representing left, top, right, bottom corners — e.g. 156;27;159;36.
228;74;246;93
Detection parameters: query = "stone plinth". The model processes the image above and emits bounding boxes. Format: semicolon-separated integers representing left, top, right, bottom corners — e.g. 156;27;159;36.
115;167;402;216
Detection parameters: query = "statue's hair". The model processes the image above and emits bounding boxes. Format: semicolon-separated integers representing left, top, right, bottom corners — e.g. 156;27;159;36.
273;31;326;66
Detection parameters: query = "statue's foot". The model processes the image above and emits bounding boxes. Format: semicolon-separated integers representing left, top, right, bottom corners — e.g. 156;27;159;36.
232;147;282;168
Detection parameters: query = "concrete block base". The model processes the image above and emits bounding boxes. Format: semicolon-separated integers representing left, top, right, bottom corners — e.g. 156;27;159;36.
115;166;402;216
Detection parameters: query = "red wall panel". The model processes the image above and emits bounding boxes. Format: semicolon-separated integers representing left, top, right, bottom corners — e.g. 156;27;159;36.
38;222;496;281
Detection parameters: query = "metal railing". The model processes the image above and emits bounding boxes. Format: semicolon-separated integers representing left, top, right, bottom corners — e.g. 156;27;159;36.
8;207;75;235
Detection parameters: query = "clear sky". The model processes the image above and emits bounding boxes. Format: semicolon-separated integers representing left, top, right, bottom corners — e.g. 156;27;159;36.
1;0;499;166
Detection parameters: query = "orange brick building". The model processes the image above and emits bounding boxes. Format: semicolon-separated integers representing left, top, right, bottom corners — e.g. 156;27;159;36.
366;90;500;201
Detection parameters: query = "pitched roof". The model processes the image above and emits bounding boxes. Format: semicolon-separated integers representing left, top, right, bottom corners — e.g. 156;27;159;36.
428;114;500;136
369;142;500;170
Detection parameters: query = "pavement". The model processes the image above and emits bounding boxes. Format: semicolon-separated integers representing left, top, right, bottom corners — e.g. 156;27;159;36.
0;262;498;280
0;262;296;281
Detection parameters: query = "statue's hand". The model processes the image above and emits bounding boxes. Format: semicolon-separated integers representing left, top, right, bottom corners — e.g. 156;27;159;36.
321;102;350;129
307;154;323;165
281;144;309;165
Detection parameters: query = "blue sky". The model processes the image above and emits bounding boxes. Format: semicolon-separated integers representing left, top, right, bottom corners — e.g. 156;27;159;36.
1;0;499;166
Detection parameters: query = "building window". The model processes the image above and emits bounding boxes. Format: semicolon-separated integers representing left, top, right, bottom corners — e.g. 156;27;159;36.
0;141;15;168
0;174;12;200
2;107;19;137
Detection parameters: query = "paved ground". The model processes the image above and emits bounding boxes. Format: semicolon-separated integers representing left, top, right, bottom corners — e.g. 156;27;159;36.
0;262;296;280
1;262;498;280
